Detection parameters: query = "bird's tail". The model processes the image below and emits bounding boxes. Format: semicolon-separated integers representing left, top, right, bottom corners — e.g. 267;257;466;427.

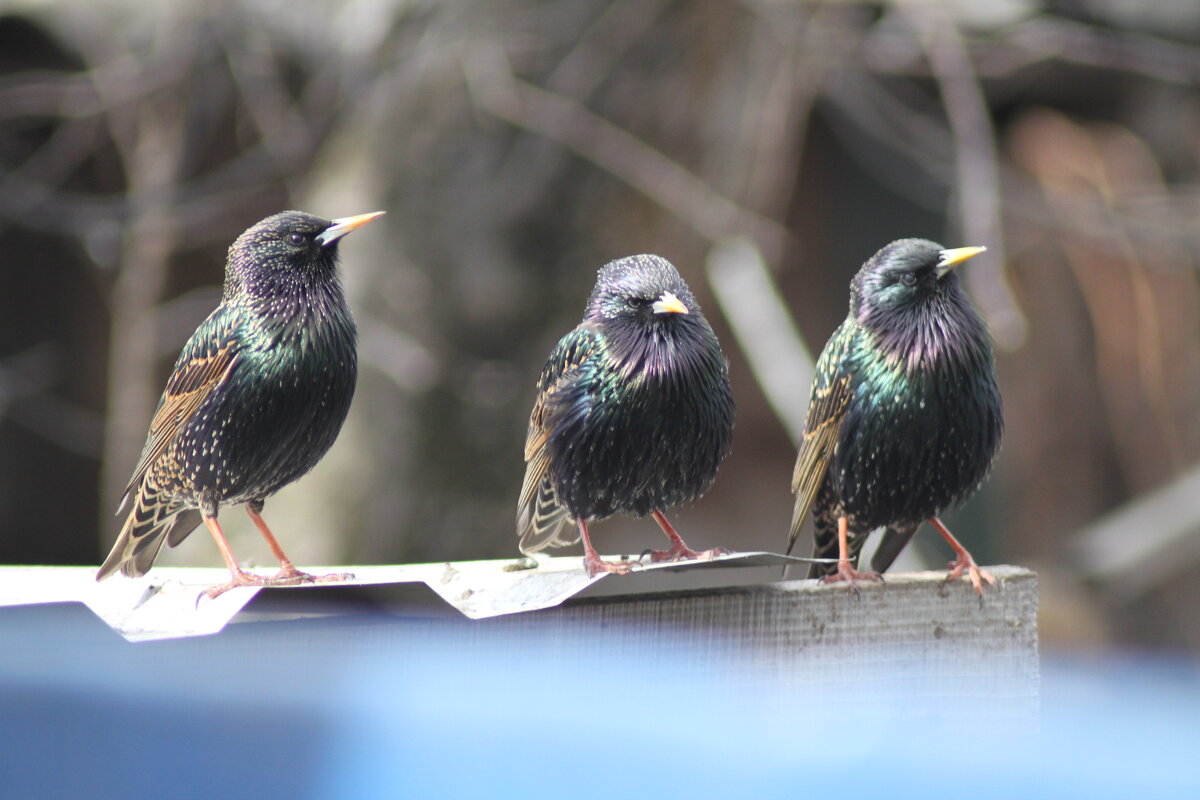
96;482;197;580
517;475;577;555
785;492;811;559
869;524;919;574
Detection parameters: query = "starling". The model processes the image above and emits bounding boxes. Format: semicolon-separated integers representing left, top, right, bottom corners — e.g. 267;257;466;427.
786;239;1003;594
97;209;384;597
517;254;735;577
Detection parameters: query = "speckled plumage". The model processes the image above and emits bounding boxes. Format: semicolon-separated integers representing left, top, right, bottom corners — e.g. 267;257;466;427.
518;254;735;575
787;239;1002;592
97;210;382;592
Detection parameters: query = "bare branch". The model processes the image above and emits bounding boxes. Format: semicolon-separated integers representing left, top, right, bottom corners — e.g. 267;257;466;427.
462;43;794;257
546;0;670;98
999;16;1200;85
1074;463;1200;600
706;237;814;444
220;27;320;197
901;2;1026;350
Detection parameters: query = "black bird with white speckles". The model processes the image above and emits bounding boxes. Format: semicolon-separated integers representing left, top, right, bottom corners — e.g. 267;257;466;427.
97;209;383;596
786;238;1003;594
518;254;735;577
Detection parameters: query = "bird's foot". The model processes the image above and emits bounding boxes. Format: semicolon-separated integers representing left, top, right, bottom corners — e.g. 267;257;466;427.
582;554;636;578
202;570;272;599
201;567;354;599
645;544;727;564
943;553;995;596
820;561;883;598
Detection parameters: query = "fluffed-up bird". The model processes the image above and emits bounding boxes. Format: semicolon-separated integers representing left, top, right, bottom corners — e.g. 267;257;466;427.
518;254;735;577
97;209;384;597
787;239;1003;594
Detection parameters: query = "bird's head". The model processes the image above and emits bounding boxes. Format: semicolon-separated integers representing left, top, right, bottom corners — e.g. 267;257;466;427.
225;210;384;298
586;254;698;330
851;238;985;328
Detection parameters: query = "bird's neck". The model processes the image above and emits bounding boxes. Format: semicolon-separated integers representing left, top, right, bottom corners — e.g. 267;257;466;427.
241;278;353;347
863;295;990;375
606;317;710;382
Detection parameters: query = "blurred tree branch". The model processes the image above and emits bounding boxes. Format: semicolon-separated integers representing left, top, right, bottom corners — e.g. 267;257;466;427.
902;2;1023;349
462;43;795;259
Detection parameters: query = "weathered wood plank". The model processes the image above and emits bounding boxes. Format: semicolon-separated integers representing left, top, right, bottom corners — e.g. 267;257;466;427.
484;565;1039;712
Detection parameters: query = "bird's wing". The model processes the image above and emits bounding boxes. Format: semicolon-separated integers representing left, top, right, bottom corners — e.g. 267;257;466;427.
119;309;242;508
517;325;600;553
786;321;855;556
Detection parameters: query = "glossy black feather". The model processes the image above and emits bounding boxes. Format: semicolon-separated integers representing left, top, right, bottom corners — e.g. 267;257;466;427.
98;211;361;579
518;254;734;554
787;239;1003;577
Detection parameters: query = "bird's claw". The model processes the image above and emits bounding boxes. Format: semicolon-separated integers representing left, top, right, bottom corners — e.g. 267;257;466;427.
200;568;354;600
646;545;727;564
943;555;995;596
582;555;637;578
820;561;883;598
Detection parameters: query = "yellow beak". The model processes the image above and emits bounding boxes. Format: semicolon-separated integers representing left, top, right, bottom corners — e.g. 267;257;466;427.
651;291;689;315
936;245;987;278
317;211;387;247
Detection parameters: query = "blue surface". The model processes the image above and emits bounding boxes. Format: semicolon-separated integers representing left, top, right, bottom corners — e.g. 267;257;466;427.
0;604;1197;799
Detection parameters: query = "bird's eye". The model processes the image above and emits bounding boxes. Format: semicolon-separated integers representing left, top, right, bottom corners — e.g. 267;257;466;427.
900;272;917;287
627;296;650;309
288;232;306;246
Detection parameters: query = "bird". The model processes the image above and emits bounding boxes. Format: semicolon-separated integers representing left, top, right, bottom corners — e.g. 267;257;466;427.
786;238;1003;595
517;254;735;577
97;209;384;597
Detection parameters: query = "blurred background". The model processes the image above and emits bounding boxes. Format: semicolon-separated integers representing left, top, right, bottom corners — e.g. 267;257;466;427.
1;0;1199;652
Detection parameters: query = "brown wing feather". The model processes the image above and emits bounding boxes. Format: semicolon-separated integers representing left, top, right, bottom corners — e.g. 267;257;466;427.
101;313;242;581
516;325;599;553
786;322;855;556
120;341;239;506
